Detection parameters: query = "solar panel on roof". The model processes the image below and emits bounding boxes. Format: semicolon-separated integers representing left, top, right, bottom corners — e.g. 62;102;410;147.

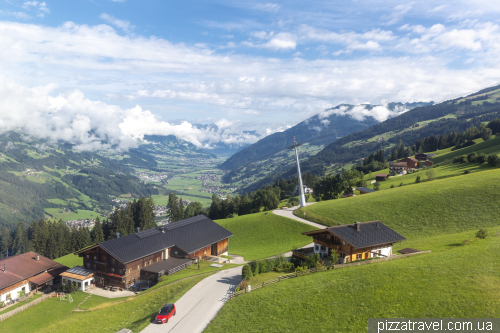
67;267;93;276
164;215;205;230
136;228;161;239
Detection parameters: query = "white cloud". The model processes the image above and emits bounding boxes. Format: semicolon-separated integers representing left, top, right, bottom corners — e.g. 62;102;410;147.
244;32;297;50
22;1;49;17
99;13;134;33
0;10;31;20
254;3;281;12
383;3;413;25
318;104;408;122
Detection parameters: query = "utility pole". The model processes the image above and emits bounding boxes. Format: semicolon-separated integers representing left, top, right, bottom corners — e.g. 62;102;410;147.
288;137;307;208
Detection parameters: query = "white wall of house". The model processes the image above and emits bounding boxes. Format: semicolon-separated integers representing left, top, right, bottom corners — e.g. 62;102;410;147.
313;243;329;257
0;282;30;302
370;245;392;258
62;277;94;291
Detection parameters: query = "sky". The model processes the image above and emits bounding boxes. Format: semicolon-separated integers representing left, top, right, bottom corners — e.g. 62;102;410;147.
1;0;500;150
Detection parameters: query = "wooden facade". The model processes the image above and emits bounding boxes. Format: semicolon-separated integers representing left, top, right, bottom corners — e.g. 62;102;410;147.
0;279;29;298
312;235;381;263
78;237;230;288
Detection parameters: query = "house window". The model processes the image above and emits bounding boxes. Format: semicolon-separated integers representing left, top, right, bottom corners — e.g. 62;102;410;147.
93;264;96;269
78;282;81;288
94;256;97;260
149;260;152;265
86;263;90;268
356;254;362;260
112;259;115;264
120;270;124;275
86;255;89;259
137;265;140;270
342;241;345;245
156;258;159;262
111;268;115;273
378;250;381;257
6;293;11;300
145;262;147;267
128;269;131;273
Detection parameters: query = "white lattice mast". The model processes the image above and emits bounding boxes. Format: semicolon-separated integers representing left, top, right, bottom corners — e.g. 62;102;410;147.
288;136;307;208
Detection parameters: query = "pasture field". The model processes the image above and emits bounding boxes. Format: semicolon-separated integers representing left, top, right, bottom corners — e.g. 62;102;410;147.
296;168;500;239
45;208;101;222
216;212;318;261
54;253;83;268
205;227;500;333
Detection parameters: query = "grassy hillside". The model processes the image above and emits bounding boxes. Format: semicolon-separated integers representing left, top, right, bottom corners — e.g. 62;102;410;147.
54;253;83;268
295;168;500;239
216;212;318;261
205;227;500;333
431;135;500;163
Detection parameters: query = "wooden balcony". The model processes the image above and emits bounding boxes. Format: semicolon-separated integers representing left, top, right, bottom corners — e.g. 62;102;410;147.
313;238;341;251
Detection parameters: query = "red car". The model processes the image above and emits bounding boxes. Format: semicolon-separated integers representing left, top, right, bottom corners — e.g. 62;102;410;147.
156;303;176;324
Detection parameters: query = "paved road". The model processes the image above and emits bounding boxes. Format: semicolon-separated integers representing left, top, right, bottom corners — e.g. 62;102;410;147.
272;204;324;256
141;266;242;333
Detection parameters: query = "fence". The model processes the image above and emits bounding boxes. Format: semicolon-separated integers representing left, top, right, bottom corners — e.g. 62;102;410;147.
229;266;328;300
0;292;59;322
228;250;431;300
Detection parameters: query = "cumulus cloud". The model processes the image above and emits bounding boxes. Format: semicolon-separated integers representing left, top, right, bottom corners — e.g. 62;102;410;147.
0;75;260;151
244;32;297;50
100;13;134;33
318;104;409;122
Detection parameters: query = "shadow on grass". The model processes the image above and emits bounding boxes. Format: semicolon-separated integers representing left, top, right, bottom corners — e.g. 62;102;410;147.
128;312;159;331
446;243;464;247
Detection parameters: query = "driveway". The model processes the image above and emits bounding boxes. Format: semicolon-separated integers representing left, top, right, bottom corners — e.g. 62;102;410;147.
141;266;242;333
273;204;324;256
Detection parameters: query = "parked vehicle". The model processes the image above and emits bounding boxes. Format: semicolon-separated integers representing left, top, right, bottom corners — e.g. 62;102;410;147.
156;303;176;324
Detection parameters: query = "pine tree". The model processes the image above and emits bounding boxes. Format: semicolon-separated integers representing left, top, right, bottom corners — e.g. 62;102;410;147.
177;198;185;221
12;221;28;255
46;232;58;259
32;219;49;256
91;217;105;244
0;227;11;259
167;193;179;221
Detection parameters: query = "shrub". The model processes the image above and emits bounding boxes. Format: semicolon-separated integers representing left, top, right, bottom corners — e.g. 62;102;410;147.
238;280;249;292
476;229;488;239
415;175;421;183
281;261;295;272
304;252;322;268
464;170;470;174
290;257;302;268
296;266;308;273
250;261;260;275
467;152;477;163
286;203;292;208
266;260;274;272
273;254;286;268
453;155;468;163
259;260;268;274
399;182;403;187
487;154;500;167
390;184;395;188
373;182;380;190
242;265;253;280
0;301;4;308
476;153;487;163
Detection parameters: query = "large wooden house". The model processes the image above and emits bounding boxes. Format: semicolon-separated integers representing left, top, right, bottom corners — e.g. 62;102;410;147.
75;215;233;288
296;221;405;263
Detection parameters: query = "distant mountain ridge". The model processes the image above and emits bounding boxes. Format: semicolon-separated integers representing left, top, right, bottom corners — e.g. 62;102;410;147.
220;102;431;170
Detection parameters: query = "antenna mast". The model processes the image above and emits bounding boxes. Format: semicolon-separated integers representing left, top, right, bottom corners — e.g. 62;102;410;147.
288;136;307;208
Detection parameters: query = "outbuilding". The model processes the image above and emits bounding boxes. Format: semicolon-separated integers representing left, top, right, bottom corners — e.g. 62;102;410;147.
375;174;389;182
60;267;95;291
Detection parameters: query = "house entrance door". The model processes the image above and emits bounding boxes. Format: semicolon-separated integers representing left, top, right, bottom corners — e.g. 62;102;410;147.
211;243;218;256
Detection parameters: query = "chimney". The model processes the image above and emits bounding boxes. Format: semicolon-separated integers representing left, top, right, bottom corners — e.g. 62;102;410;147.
36;255;40;261
338;223;341;226
376;221;380;228
356;222;360;231
116;232;120;239
136;227;140;233
161;226;165;233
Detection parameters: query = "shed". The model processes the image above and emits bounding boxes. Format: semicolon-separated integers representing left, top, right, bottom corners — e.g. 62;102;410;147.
423;161;434;167
356;187;377;194
375;174;389;182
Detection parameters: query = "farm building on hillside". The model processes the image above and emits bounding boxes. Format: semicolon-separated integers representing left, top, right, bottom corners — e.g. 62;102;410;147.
415;153;436;160
423;161;434;167
375;174;389;182
356;187;377;194
75;215;233;288
293;221;406;264
0;252;68;304
389;162;409;175
400;157;419;169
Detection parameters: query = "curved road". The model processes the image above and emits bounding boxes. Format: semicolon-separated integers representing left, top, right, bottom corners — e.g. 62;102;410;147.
141;266;242;333
141;205;320;333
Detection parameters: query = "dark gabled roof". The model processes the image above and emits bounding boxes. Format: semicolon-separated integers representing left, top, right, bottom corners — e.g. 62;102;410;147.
356;187;376;193
98;215;233;264
303;221;406;249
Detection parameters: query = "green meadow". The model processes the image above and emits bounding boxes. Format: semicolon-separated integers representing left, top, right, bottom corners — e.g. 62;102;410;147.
54;252;83;268
206;227;500;333
296;168;500;239
216;212;318;261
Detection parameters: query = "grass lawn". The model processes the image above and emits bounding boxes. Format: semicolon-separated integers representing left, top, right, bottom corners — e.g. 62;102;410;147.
247;271;284;287
216;212;318;261
205;228;500;333
295;168;500;239
0;292;88;333
34;275;207;333
54;253;83;268
0;294;43;315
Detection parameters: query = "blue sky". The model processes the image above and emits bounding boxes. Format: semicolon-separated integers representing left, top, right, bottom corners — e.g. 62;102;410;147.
1;0;500;150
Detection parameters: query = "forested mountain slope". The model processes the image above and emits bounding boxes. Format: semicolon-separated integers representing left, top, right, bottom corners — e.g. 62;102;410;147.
239;84;500;193
0;132;158;230
220;102;430;171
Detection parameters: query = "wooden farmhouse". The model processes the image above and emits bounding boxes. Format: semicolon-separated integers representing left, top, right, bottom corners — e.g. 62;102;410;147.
295;221;406;264
0;252;68;304
75;215;233;288
375;174;389;182
389;161;409;175
400;157;419;169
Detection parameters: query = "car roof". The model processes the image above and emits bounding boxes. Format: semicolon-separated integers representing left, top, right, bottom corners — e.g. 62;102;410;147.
162;303;174;309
